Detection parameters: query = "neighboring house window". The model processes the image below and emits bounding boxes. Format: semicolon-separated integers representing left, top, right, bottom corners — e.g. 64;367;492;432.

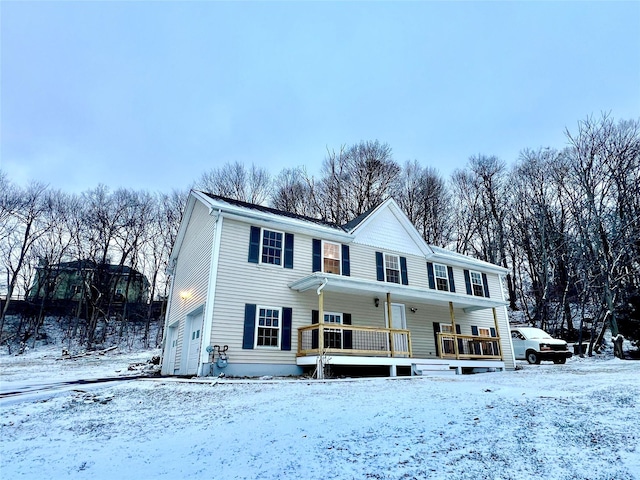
71;285;81;295
261;229;283;265
323;241;341;274
248;226;294;268
376;251;409;285
434;264;449;291
324;312;342;349
256;307;281;348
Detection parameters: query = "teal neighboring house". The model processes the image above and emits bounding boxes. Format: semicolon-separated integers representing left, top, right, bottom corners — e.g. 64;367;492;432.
28;260;150;304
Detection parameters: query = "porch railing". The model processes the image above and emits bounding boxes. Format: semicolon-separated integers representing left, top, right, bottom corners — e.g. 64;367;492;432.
436;333;502;360
297;324;412;358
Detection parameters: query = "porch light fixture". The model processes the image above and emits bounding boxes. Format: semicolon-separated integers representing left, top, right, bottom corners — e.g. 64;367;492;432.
374;297;380;308
410;307;417;313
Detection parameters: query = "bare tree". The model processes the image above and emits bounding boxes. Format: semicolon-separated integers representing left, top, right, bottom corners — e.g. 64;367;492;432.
562;114;640;356
0;181;52;340
270;167;316;217
393;160;452;246
196;162;272;205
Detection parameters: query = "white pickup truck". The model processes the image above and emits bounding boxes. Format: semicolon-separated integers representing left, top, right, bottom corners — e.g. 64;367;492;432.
511;327;573;364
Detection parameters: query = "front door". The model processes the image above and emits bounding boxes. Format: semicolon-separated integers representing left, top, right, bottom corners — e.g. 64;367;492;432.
385;303;408;356
184;308;204;375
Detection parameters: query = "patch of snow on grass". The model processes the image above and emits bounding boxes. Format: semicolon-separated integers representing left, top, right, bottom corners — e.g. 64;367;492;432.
1;351;638;479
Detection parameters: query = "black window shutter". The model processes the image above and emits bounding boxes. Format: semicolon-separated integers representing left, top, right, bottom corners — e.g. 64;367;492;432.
482;273;490;298
375;252;384;281
400;257;409;285
455;324;464;354
311;310;319;349
284;233;294;269
242;304;257;349
248;227;261;263
433;323;441;356
470;325;480;354
341;244;350;276
490;327;498;356
427;262;435;289
464;269;472;295
312;239;321;272
281;307;292;350
447;266;456;293
343;313;352;349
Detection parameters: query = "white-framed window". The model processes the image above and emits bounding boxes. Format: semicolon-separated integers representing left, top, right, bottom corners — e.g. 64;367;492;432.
323;241;341;274
261;229;283;266
384;253;401;284
324;312;343;349
440;323;455;354
475;327;496;355
470;271;484;297
255;306;281;348
434;264;449;292
478;327;491;337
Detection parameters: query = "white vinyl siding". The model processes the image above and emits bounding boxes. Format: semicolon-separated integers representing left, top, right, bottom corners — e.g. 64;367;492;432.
162;201;216;375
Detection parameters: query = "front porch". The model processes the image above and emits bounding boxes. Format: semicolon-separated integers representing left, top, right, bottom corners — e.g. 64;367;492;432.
296;323;505;376
290;272;509;378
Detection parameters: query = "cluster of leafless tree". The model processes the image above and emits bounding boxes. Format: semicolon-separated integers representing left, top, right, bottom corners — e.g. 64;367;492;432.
0;180;185;348
2;114;638;354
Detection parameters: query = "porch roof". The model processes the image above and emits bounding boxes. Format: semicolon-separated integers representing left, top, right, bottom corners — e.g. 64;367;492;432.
288;273;508;312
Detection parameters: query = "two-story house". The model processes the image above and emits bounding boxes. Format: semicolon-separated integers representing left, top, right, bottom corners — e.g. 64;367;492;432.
161;191;515;378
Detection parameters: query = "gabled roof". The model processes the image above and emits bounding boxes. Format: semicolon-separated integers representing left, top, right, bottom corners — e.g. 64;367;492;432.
345;198;435;257
170;191;506;275
200;193;343;231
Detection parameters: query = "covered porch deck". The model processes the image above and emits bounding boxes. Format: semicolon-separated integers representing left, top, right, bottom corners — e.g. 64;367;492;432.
290;272;508;378
296;322;505;376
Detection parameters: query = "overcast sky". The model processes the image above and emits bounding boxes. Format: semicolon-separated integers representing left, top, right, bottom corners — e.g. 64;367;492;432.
2;1;639;194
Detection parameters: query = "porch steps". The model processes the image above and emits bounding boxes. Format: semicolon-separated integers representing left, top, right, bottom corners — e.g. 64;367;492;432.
412;363;459;376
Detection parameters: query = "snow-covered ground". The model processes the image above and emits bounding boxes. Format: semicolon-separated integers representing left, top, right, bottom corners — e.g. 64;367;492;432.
1;347;638;480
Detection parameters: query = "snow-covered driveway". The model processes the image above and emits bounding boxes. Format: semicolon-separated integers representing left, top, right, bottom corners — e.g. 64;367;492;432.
1;353;638;480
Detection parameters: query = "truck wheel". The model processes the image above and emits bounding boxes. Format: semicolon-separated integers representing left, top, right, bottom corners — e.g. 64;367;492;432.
526;351;540;364
553;358;566;364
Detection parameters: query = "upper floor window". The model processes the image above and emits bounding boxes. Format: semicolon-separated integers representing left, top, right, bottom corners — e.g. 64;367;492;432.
384;254;401;284
261;229;283;265
376;251;408;285
434;263;449;291
323;241;341;274
248;226;294;268
470;271;484;297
